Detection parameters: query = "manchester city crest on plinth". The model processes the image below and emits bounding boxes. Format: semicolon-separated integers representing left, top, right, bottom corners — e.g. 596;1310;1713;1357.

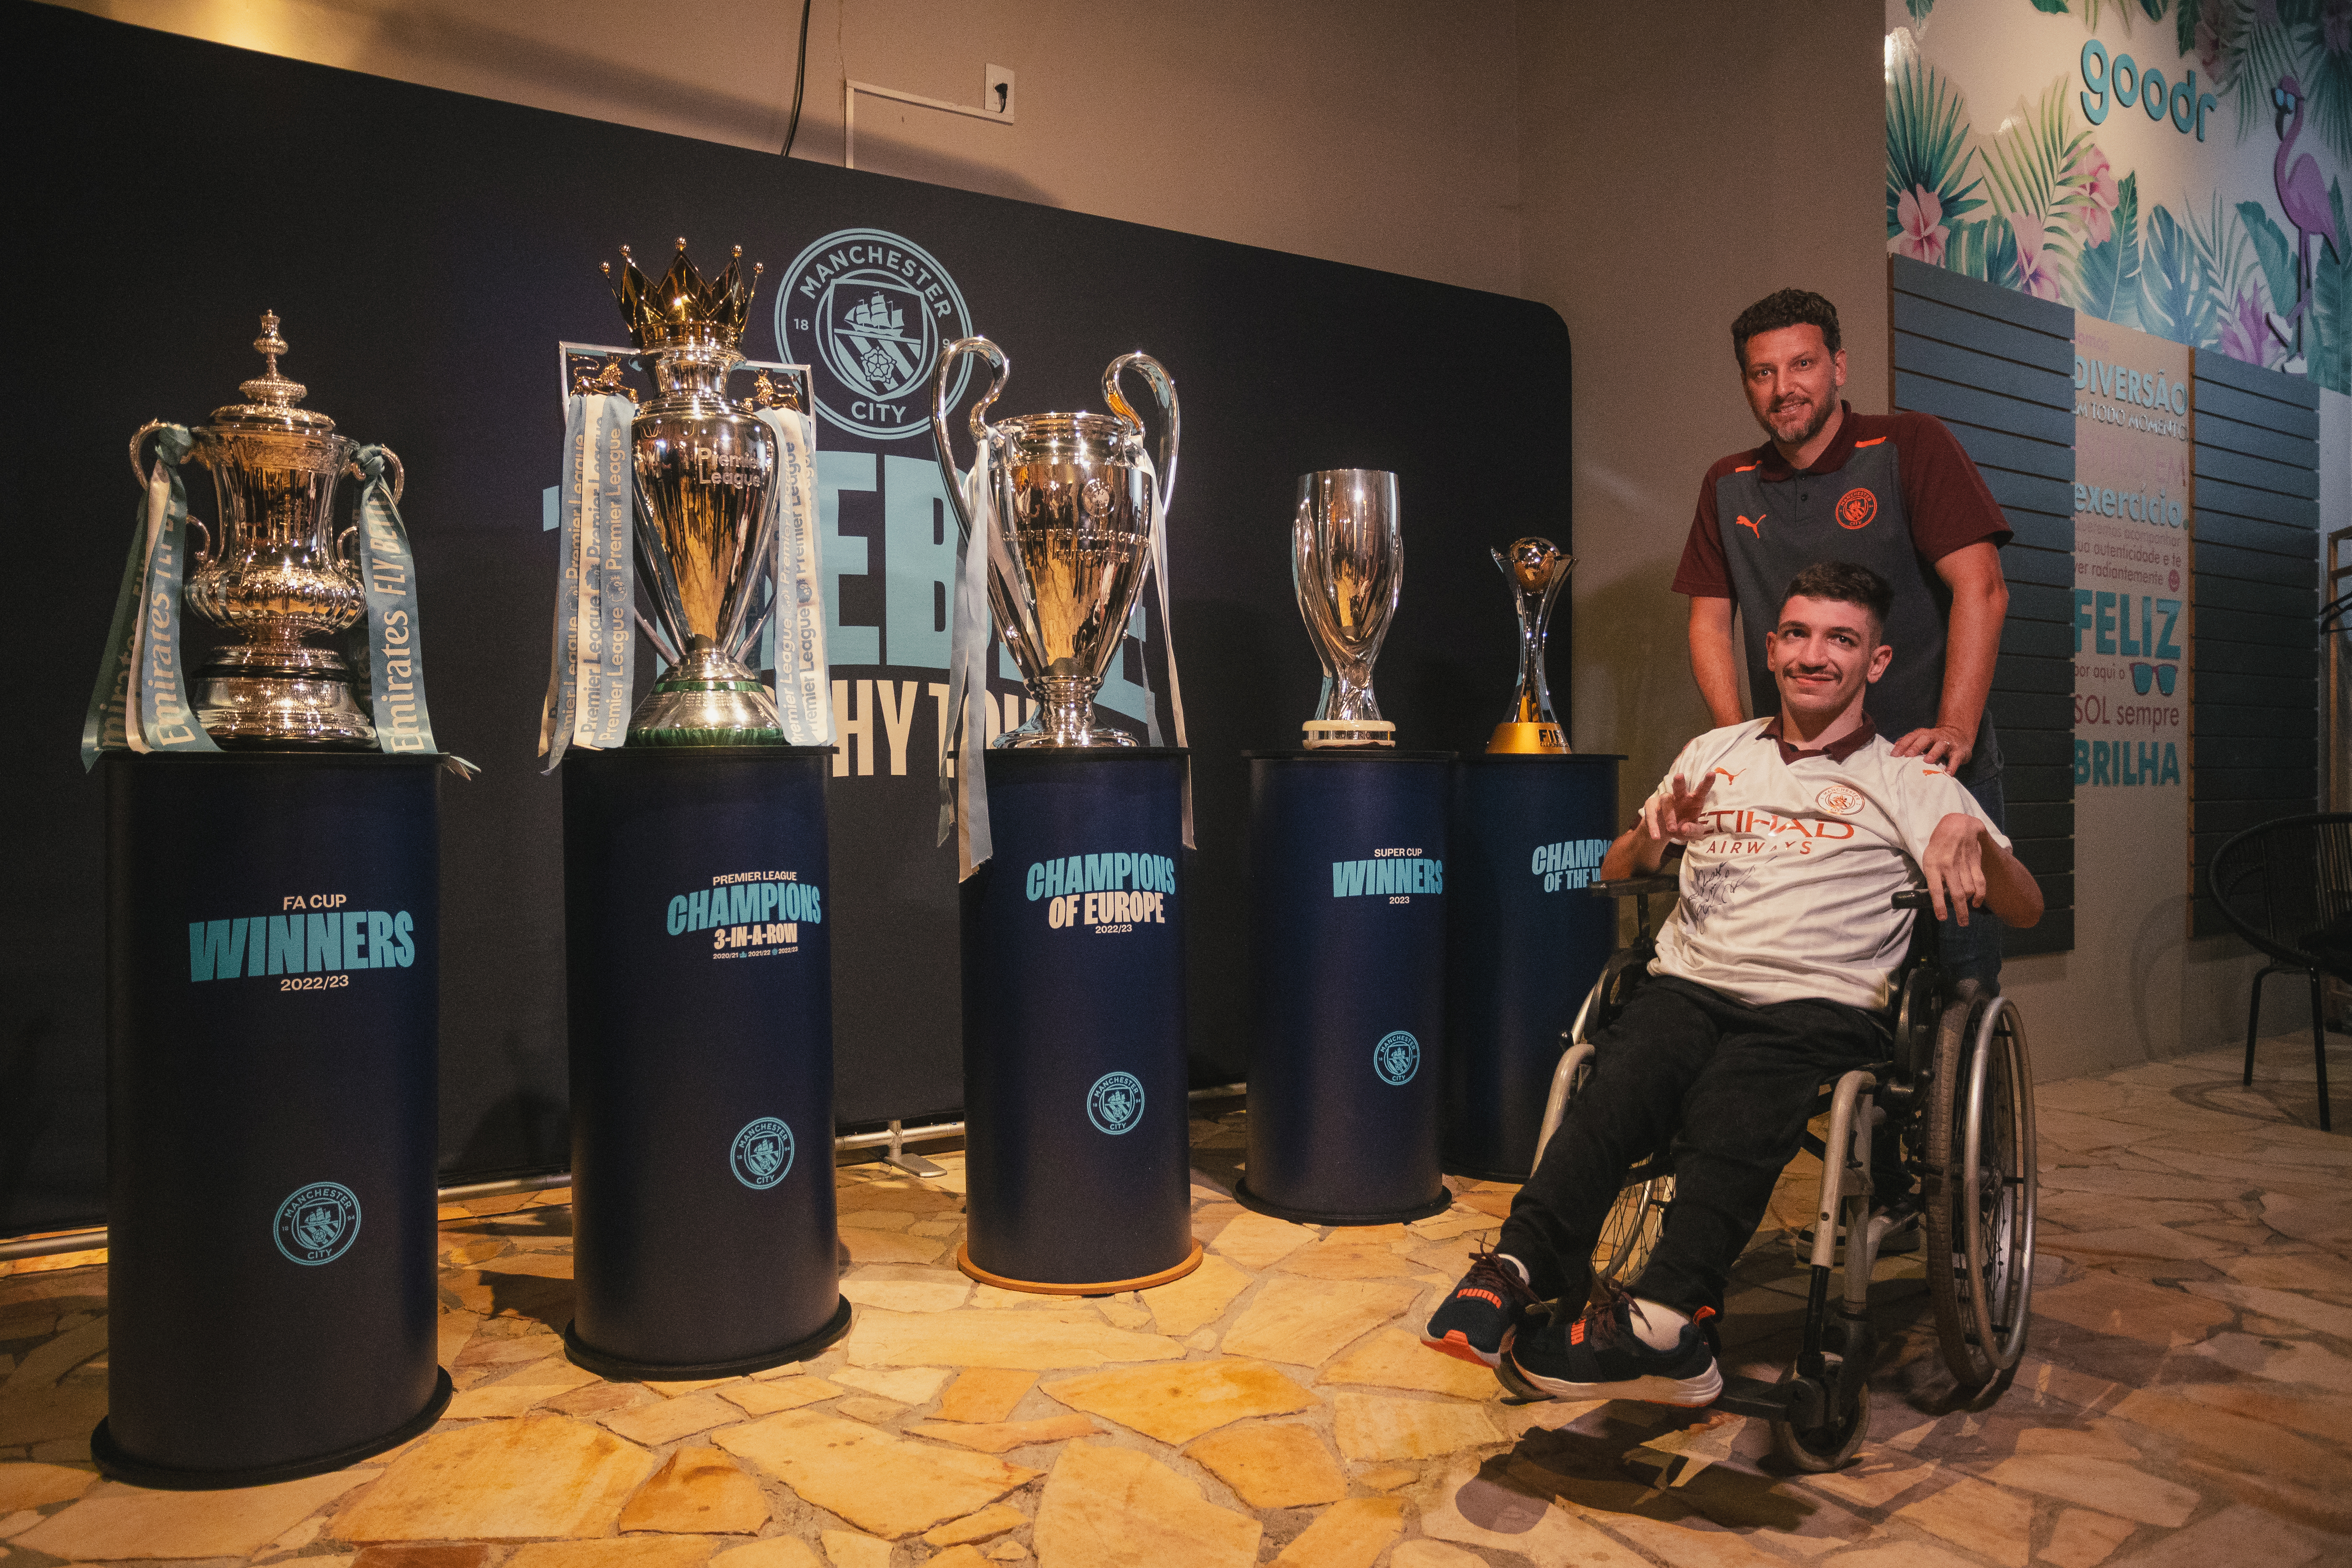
776;228;971;441
1087;1071;1145;1135
730;1116;795;1190
1373;1030;1421;1086
274;1182;362;1265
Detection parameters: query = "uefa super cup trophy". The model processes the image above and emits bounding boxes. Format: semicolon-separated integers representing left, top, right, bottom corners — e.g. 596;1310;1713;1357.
128;313;398;747
1293;469;1401;747
606;240;783;744
1487;536;1573;753
929;336;1178;747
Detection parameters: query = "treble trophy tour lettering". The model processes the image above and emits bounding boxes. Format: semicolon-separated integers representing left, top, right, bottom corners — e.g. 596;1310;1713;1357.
1025;851;1179;930
187;904;418;983
1293;469;1402;748
543;239;831;758
90;314;441;761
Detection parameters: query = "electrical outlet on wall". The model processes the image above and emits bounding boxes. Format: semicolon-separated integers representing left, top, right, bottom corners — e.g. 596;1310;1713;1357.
984;64;1015;120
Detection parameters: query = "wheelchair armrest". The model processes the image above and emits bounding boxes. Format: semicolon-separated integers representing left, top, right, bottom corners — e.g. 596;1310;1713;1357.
1590;874;1680;901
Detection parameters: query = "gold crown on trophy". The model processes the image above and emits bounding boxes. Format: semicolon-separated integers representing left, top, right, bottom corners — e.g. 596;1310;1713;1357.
604;237;763;349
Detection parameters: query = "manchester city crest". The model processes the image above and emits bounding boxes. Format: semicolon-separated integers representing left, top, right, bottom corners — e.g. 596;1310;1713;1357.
1087;1071;1145;1136
731;1116;795;1190
774;228;972;441
1373;1030;1421;1086
273;1181;361;1266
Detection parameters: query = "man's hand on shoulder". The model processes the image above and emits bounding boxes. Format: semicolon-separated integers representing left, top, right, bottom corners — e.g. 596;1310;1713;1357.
1892;723;1973;770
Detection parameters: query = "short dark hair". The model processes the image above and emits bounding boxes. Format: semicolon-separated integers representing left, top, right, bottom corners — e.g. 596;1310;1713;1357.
1781;561;1893;638
1732;288;1842;363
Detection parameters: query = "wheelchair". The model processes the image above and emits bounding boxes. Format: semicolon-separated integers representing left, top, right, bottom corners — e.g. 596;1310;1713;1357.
1495;871;2039;1471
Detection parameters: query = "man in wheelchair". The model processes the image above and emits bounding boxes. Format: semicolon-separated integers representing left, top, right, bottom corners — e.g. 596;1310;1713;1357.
1425;560;2042;1406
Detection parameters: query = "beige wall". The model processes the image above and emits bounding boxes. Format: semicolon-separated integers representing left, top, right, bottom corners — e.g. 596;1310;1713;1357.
1516;0;1889;792
44;0;1524;294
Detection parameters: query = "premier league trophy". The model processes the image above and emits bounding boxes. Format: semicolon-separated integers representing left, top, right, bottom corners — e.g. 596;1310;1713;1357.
1293;469;1401;747
607;240;783;744
929;336;1179;746
1486;536;1573;753
128;314;398;746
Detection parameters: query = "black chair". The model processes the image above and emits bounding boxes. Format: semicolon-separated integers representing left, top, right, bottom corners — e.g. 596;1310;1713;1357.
2208;812;2352;1132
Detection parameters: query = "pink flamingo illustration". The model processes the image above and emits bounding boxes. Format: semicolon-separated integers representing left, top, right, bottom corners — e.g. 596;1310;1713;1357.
2266;75;2347;363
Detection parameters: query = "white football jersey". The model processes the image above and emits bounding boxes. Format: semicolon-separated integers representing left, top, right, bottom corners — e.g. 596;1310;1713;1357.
1643;717;2008;1010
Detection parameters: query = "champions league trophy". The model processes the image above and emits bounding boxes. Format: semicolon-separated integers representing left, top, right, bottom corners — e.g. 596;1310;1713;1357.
1293;469;1401;747
929;336;1179;747
1486;537;1573;754
128;314;398;746
606;240;784;744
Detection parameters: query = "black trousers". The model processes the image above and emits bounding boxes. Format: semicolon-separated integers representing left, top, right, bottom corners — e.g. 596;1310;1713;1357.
1496;974;1886;1315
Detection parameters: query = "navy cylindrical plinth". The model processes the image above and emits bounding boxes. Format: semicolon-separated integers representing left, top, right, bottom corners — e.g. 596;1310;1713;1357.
1442;754;1624;1179
561;747;848;1376
95;752;448;1490
960;750;1198;1292
1243;752;1453;1225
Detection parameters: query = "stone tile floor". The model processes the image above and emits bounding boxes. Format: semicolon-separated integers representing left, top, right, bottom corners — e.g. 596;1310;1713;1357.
0;1033;2346;1567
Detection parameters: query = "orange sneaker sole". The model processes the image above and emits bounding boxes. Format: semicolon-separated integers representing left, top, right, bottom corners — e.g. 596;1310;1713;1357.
1422;1329;1504;1369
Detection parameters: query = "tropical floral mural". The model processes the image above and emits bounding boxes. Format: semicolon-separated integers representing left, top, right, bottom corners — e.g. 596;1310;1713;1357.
1890;0;2352;392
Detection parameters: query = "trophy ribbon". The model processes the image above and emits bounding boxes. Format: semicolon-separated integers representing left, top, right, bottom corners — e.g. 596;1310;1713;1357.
540;390;637;768
1132;449;1195;850
937;440;998;879
344;446;445;757
753;405;833;747
81;423;220;767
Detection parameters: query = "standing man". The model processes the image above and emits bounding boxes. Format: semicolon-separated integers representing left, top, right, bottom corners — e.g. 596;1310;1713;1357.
1676;288;2015;987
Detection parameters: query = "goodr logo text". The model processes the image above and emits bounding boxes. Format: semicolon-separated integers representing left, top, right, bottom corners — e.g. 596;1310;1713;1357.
776;228;972;441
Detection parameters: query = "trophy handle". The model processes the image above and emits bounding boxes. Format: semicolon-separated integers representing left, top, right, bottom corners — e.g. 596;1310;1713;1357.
128;420;173;488
929;336;1008;544
1104;353;1179;517
187;518;213;566
347;446;405;504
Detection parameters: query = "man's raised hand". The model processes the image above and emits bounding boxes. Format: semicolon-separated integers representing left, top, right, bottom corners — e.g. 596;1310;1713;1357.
1641;771;1717;850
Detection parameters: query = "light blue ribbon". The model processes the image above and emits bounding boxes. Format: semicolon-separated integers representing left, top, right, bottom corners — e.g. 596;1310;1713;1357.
347;447;444;755
540;393;636;768
82;424;218;768
755;405;833;745
937;441;997;877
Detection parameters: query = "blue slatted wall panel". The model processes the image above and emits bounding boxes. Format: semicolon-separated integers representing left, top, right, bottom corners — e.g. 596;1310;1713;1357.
1890;256;2077;955
2189;350;2322;937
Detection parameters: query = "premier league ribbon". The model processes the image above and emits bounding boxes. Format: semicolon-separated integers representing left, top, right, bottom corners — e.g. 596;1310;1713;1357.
347;446;446;756
82;424;218;768
540;391;636;768
754;403;833;745
937;439;997;879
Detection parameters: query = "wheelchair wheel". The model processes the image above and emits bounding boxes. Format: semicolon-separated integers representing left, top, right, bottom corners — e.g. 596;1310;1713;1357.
1924;994;2038;1389
1769;1362;1869;1472
1591;1172;1672;1284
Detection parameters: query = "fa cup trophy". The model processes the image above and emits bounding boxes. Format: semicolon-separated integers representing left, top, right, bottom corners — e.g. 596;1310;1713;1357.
607;240;783;744
128;314;400;746
1293;469;1400;747
928;336;1178;747
1487;537;1573;753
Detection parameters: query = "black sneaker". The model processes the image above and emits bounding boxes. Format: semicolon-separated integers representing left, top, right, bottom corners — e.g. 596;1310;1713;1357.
1423;1248;1538;1368
1503;1281;1723;1406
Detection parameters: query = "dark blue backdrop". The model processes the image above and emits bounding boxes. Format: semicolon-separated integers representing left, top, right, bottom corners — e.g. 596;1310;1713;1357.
0;1;1573;1230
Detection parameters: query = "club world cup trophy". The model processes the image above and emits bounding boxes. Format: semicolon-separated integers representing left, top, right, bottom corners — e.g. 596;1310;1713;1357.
607;241;783;744
929;337;1179;748
1486;536;1573;754
127;314;400;747
1293;469;1401;748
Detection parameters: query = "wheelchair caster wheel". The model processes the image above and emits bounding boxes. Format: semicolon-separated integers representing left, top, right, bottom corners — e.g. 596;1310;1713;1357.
1769;1362;1869;1472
